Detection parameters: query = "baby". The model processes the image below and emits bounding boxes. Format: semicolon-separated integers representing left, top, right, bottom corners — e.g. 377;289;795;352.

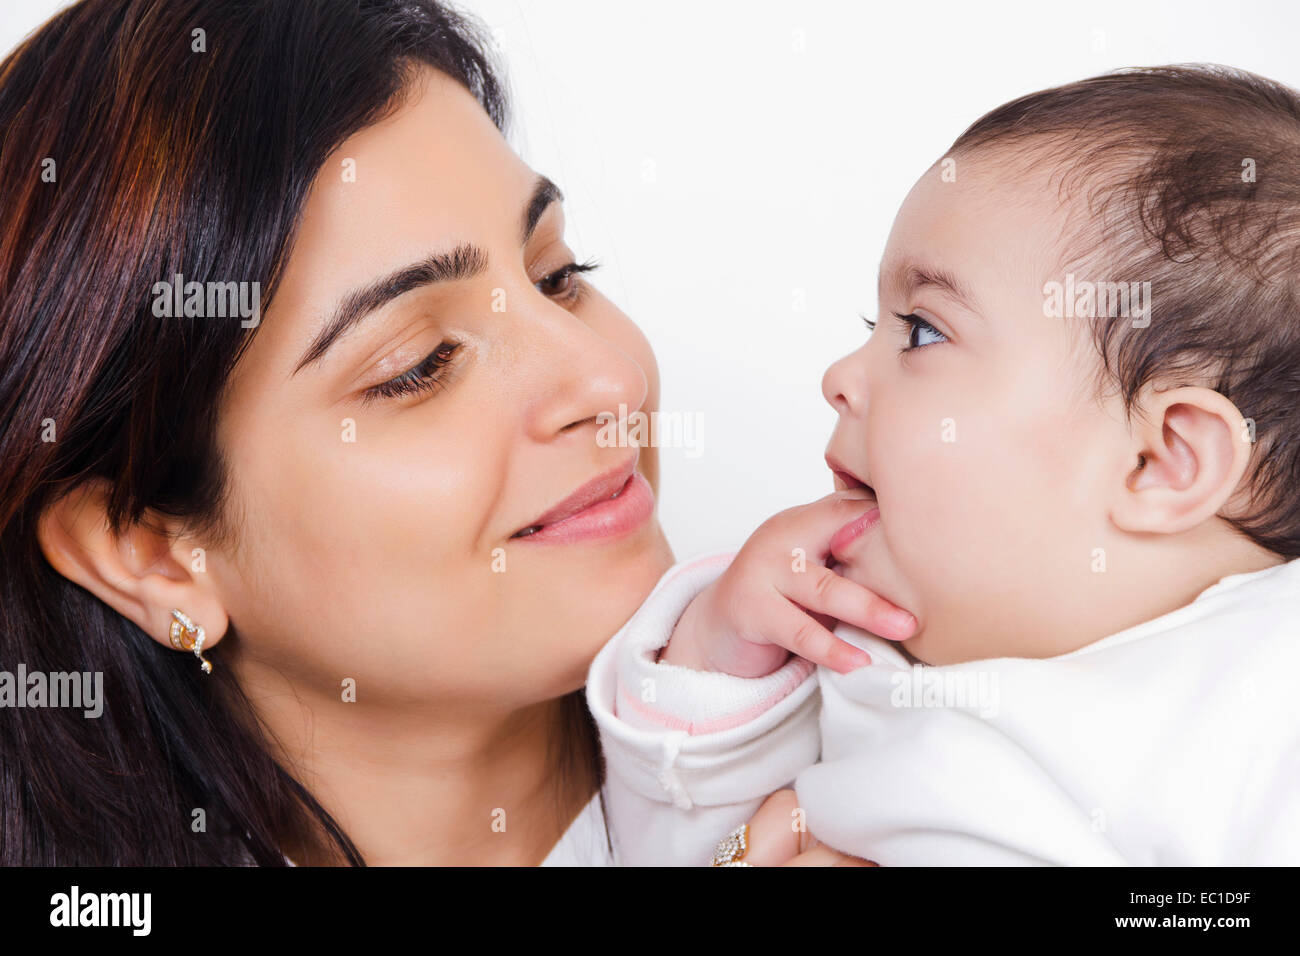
587;64;1300;866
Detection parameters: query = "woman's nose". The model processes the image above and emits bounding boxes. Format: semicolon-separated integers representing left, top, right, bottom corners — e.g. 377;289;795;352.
822;348;867;416
522;309;648;443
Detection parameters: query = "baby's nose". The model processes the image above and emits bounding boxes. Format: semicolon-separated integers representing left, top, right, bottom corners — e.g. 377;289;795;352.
822;351;867;415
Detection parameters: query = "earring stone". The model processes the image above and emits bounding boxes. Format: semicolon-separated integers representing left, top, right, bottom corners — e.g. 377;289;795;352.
169;609;213;674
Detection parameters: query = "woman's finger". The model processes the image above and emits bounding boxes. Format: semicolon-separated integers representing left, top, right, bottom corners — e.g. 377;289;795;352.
729;790;880;867
780;844;879;867
735;789;802;866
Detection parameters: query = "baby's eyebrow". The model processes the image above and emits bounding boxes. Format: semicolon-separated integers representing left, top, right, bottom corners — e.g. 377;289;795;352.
879;260;982;316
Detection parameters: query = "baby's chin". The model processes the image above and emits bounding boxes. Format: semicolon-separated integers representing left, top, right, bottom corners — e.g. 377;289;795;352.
831;554;934;665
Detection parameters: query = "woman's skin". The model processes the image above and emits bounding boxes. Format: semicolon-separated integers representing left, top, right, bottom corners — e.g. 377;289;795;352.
40;65;676;865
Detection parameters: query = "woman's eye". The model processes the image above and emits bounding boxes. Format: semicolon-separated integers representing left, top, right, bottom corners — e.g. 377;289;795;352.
362;340;461;405
535;259;599;302
893;312;948;351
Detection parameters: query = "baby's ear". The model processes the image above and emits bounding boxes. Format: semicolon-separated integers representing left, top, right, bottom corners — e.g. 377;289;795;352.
1109;386;1253;535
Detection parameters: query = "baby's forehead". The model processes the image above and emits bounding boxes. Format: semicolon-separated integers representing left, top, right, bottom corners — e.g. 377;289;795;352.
954;143;1124;246
882;176;1074;302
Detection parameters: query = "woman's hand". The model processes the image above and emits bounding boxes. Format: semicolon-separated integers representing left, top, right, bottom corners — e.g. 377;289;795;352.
661;491;917;678
732;789;877;866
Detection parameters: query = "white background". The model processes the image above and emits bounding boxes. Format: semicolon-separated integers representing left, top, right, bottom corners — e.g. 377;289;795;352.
5;1;1300;558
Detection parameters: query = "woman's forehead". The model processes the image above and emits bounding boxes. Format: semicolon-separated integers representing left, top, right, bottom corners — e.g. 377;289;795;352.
301;67;530;254
221;67;537;409
263;70;534;343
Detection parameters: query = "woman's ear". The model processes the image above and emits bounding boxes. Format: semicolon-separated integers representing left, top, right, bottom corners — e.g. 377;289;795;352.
1109;385;1254;535
36;479;229;652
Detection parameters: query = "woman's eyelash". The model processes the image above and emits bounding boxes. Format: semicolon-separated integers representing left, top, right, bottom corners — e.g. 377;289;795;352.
363;340;461;405
536;258;600;303
359;259;598;406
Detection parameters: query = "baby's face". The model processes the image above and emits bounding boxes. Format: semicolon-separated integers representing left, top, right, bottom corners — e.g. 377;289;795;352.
822;153;1134;665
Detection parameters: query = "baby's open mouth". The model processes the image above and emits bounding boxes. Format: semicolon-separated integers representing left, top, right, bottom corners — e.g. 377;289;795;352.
830;465;876;501
825;455;879;560
825;452;875;500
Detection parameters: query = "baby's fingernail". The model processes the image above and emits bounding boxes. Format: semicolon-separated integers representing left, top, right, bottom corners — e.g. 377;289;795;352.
887;610;917;638
840;648;873;672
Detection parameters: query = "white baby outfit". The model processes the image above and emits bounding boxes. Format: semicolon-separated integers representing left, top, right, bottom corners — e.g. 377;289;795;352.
586;552;1300;865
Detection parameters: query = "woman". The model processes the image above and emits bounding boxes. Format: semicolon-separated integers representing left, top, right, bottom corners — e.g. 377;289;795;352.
0;0;877;865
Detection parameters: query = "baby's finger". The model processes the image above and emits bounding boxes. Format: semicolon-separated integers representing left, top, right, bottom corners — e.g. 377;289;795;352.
782;564;916;642
782;490;880;563
758;595;873;673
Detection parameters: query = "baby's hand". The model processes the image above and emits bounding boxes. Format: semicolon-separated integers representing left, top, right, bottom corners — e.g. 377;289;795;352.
659;491;916;677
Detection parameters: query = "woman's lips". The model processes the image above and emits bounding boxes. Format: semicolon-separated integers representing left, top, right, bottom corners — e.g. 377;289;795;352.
511;468;654;545
829;505;881;562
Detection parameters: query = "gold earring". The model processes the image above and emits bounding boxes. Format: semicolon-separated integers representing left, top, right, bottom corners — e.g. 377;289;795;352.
169;609;213;674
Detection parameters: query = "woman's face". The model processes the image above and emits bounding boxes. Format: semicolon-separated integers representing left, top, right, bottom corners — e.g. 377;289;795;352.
207;66;673;707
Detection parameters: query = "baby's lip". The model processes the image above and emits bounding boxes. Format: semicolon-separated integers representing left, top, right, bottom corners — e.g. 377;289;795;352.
830;505;881;561
832;470;875;497
825;452;879;559
825;453;875;497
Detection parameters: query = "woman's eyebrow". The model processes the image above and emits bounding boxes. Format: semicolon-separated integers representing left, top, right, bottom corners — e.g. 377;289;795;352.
293;175;564;375
522;175;563;244
880;259;982;317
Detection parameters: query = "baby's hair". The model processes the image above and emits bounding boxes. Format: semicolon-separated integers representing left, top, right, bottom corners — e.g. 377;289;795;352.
950;64;1300;558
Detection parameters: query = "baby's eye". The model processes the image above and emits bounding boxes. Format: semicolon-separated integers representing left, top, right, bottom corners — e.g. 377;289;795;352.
893;312;948;351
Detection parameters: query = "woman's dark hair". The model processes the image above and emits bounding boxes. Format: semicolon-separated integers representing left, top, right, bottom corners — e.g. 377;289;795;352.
949;64;1300;558
0;0;604;864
